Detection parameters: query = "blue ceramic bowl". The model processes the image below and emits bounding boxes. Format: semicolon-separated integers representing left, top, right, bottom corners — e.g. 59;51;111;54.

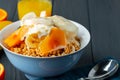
0;20;90;80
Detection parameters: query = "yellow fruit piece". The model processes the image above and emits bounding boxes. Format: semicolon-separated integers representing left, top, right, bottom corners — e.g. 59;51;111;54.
4;26;29;47
0;21;12;30
25;33;40;48
39;27;66;54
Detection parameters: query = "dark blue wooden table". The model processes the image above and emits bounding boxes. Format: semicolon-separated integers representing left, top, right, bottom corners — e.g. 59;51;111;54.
1;0;120;80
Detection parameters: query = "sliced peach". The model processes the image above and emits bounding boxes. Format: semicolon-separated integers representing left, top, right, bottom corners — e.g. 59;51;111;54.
4;26;29;47
39;27;66;54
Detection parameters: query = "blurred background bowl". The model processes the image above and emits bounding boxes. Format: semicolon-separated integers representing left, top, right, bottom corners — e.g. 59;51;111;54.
0;20;90;80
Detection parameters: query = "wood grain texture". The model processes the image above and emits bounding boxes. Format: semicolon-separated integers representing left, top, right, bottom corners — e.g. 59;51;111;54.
53;0;93;67
88;0;120;61
0;0;93;80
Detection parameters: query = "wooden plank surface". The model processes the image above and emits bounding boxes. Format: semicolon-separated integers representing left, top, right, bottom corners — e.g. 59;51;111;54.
2;0;120;79
0;0;92;80
88;0;120;61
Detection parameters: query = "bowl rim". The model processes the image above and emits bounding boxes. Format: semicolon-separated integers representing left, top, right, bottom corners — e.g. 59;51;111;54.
0;20;91;59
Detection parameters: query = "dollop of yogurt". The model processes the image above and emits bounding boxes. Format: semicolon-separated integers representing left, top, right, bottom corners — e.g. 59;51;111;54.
21;17;54;39
26;24;53;38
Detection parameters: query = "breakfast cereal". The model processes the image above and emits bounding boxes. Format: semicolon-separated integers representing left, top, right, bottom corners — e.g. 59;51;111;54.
4;15;81;57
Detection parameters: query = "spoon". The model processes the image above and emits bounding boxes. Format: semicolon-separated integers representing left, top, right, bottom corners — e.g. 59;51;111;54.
78;59;119;80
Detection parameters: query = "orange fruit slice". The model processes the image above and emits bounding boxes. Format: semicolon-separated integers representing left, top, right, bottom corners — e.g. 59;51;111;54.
0;21;12;30
4;26;29;47
0;8;7;21
0;63;5;80
39;27;66;54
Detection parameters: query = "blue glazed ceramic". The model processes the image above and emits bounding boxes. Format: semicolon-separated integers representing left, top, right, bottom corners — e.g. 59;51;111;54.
0;20;90;80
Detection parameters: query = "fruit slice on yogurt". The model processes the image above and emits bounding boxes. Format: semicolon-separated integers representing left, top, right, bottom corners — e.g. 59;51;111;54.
51;15;78;37
39;27;66;55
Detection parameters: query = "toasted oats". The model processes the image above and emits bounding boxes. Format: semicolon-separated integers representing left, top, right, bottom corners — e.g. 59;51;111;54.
10;37;80;57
